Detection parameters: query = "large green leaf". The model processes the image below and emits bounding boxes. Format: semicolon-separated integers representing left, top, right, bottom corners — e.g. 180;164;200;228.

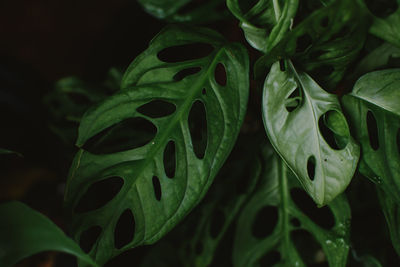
342;69;400;203
369;0;400;48
64;25;249;266
0;201;97;267
227;0;298;52
255;0;368;89
262;61;359;206
233;145;351;267
138;0;229;24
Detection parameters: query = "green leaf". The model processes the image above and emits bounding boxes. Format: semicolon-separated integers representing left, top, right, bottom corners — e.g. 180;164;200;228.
377;188;400;257
233;145;351;267
0;148;21;157
0;201;97;267
227;0;298;52
369;0;400;48
262;61;359;206
138;0;229;24
342;69;400;202
64;25;249;265
255;0;368;89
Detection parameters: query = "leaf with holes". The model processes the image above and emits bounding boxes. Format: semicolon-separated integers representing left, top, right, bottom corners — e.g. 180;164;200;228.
342;69;400;204
226;0;298;52
233;145;351;267
0;201;98;267
262;61;359;206
137;0;229;24
255;0;368;89
64;25;249;266
369;0;400;48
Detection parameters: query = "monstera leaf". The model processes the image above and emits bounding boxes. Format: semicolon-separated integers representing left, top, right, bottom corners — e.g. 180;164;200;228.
262;61;359;206
0;201;98;267
137;0;229;24
140;138;262;266
342;69;400;203
233;145;351;267
227;0;298;52
369;0;400;48
255;0;368;89
64;25;249;266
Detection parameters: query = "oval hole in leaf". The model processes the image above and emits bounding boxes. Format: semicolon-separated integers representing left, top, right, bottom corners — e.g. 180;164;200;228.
195;241;203;255
291;218;301;227
157;43;214;63
68;92;91;106
320;16;329;27
290;188;335;229
83;117;157;154
307;156;316;181
310;50;325;59
152;176;162;201
238;0;259;14
235;164;252;195
329;26;350;41
209;208;225;238
202;88;206;95
75;176;124;213
80;226;102;253
215;63;227;86
279;59;286;71
285;87;301;112
318;111;348;150
259;251;281;267
311;65;334;79
291;230;326;266
189;100;208;159
173;67;201;81
296;34;312;53
367;111;379;150
252;206;278;239
114;209;135;249
137;100;176;118
163;141;176;178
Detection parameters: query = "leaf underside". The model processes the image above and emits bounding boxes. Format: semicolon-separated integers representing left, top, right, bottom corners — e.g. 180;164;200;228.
64;25;249;266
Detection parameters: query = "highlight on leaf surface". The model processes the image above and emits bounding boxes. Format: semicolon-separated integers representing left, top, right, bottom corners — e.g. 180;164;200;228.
342;69;400;204
262;61;359;206
233;145;351;267
64;25;249;266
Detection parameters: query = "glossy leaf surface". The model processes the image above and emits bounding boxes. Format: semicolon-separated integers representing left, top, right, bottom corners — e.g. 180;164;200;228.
233;146;351;267
262;61;359;206
0;201;97;267
227;0;298;52
65;25;249;266
342;69;400;203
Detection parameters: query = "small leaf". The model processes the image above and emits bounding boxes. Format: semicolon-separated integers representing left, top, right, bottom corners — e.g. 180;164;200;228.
0;201;97;267
369;2;400;48
342;69;400;203
233;145;351;267
262;61;359;206
65;25;249;266
227;0;299;52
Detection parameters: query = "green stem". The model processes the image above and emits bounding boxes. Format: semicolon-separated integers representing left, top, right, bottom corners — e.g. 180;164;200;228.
273;0;281;22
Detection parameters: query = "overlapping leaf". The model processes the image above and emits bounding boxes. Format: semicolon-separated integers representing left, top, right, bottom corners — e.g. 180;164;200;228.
369;0;400;48
342;69;400;203
137;0;229;24
227;0;298;52
262;61;359;206
255;0;368;89
64;25;249;266
0;201;97;267
233;145;351;267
